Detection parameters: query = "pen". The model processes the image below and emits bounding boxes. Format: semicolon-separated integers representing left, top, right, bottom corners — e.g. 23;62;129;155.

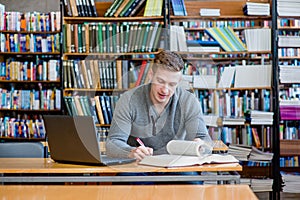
136;137;145;146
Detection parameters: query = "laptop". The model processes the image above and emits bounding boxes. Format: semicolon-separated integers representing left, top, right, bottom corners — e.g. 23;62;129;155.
43;115;135;166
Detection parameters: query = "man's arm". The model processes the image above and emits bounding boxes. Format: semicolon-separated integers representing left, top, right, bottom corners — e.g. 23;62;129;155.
106;93;135;158
106;93;153;160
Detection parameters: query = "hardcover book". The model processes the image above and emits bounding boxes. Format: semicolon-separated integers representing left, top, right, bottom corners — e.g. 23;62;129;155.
139;140;238;167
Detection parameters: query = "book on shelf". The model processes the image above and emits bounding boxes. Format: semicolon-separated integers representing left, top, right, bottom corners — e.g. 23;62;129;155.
170;0;187;16
170;25;178;51
241;178;273;192
63;0;73;16
228;144;252;161
74;95;84;116
134;60;147;87
221;117;245;125
205;27;247;52
186;40;220;52
193;75;216;89
277;0;300;17
63;0;97;17
99;95;110;124
278;35;300;47
63;22;163;53
251;127;261;148
94;96;105;125
244;28;271;51
248;146;273;162
243;2;270;16
228;144;273;162
119;0;135;17
104;94;113;123
245;110;274;125
279;65;300;83
89;0;98;17
234;65;272;88
217;66;235;88
202;115;219;127
144;0;163;16
69;0;79;17
279;102;300;120
281;171;300;193
113;0;131;17
200;8;220;16
123;0;145;17
187;46;220;53
129;0;147;17
139;140;238;168
169;25;188;51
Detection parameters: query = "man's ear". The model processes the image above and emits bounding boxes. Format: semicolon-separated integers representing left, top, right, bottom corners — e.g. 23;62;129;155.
147;68;153;82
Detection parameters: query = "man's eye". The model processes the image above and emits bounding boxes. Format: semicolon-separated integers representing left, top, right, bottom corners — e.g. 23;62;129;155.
169;83;177;87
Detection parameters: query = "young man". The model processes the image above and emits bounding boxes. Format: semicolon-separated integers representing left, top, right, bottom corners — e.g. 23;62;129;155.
106;50;212;161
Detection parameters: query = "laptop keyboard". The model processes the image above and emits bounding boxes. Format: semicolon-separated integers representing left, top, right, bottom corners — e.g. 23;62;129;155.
101;155;136;165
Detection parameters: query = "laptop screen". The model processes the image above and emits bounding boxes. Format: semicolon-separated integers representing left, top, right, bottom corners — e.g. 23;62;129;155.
43;115;103;165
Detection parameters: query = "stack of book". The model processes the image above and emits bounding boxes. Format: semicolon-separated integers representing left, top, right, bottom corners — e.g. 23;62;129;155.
279;65;300;83
246;110;274;125
228;144;273;162
243;2;270;16
200;9;220;16
228;144;252;161
250;178;273;192
248;146;273;162
205;27;247;52
241;178;273;192
278;0;300;17
279;100;300;120
221;117;245;126
278;35;300;47
105;0;150;17
281;171;300;193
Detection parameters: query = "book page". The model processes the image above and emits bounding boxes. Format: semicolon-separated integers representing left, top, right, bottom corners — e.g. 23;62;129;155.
139;154;239;168
166;140;204;156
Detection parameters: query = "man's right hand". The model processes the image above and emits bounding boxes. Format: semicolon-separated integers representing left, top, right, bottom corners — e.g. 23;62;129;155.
129;146;153;161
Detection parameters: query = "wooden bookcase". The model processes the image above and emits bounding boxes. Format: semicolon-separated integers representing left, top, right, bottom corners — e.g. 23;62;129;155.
0;10;62;141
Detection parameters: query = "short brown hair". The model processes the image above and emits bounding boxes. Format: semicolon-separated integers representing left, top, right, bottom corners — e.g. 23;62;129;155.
152;50;184;73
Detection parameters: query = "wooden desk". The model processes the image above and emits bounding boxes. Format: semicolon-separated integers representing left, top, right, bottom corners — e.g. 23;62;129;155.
0;185;258;200
0;158;242;184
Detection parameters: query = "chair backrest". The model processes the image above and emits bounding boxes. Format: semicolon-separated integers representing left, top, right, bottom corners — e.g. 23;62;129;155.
0;142;45;158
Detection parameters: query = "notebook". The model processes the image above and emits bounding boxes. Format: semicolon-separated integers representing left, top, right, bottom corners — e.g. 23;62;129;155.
43;115;135;166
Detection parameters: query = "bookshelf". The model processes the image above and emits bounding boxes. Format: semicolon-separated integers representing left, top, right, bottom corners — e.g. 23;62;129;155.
277;13;300;195
168;0;277;198
0;7;62;141
61;0;167;140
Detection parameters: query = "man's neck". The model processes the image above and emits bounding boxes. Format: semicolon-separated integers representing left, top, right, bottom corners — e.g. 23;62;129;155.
153;103;166;116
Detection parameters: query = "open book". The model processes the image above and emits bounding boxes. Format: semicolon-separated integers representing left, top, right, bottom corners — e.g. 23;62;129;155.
139;140;239;168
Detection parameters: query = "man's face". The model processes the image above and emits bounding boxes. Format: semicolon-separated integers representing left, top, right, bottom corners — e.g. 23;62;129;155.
149;67;182;107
